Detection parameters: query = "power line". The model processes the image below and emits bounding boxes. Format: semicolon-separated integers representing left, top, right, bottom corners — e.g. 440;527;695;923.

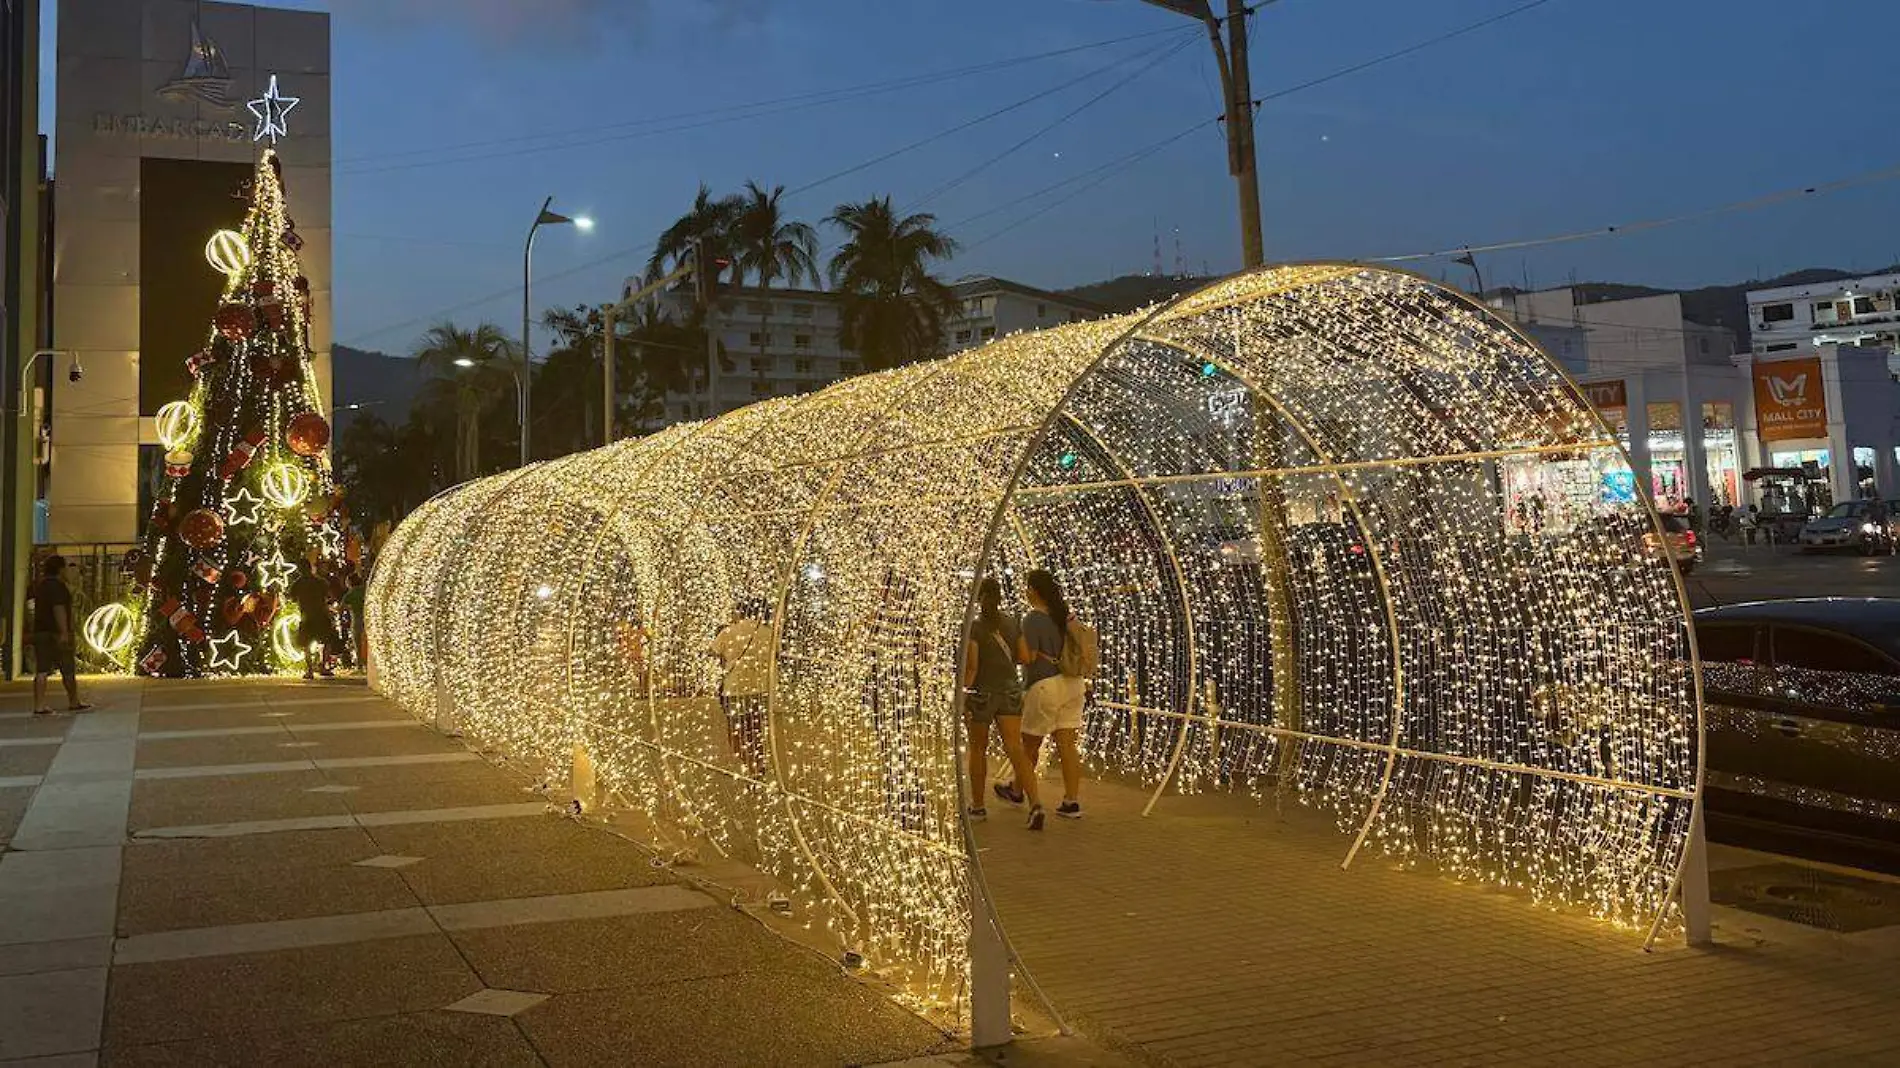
1254;0;1561;105
954;119;1215;253
784;34;1185;199
335;26;1197;177
341;39;1190;347
1375;161;1900;264
904;34;1200;213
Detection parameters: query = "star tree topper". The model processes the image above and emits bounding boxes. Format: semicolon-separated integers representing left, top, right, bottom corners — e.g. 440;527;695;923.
247;73;299;145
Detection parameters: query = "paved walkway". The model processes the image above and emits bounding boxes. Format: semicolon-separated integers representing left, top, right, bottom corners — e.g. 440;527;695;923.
0;677;963;1067
11;677;1898;1066
977;773;1900;1066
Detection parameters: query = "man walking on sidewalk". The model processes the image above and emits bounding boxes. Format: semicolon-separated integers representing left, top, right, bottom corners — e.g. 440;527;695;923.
31;555;91;715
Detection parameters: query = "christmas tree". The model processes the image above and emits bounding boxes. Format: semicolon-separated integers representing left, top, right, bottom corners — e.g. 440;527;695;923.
99;150;345;678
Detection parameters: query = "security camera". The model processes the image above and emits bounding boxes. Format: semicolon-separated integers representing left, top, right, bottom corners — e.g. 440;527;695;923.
66;355;82;383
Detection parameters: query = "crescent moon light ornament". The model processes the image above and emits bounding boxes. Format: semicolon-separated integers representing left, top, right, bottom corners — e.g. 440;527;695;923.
155;401;201;450
204;230;252;279
272;611;305;664
83;603;137;656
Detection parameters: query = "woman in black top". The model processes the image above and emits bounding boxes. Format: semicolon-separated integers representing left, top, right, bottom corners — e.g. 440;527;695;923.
963;577;1041;827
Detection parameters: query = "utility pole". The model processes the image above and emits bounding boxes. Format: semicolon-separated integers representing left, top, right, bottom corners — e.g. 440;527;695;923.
1141;0;1264;268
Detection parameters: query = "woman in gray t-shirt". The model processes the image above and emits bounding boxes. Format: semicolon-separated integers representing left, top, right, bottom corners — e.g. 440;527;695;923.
963;577;1040;825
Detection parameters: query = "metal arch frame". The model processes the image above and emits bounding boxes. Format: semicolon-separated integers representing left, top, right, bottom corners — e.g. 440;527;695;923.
1400;269;1709;948
1037;410;1203;820
1130;321;1410;862
369;259;1709;1042
555;426;711;848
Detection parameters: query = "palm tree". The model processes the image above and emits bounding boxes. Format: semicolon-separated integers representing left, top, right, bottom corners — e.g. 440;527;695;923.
732;181;819;384
824;197;959;371
413;322;517;481
646;183;742;284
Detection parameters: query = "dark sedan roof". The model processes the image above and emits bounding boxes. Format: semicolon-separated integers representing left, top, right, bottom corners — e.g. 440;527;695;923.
1695;598;1900;660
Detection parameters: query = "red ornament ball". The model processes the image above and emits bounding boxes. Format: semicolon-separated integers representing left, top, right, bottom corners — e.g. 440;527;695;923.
178;508;225;550
286;412;331;456
215;304;254;341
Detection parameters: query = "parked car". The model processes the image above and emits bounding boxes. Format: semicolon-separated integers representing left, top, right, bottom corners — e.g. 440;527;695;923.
1798;500;1896;554
1640;513;1702;573
1697;598;1900;858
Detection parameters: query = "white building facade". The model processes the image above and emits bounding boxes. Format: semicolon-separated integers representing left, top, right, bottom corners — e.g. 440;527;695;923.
1748;272;1900;360
50;0;331;544
631;275;1100;427
942;276;1103;355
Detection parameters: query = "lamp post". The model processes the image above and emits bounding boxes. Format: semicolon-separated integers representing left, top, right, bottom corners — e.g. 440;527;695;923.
521;197;593;468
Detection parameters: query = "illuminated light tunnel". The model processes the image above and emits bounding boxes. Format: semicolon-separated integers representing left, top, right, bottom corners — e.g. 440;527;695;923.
365;263;1702;1025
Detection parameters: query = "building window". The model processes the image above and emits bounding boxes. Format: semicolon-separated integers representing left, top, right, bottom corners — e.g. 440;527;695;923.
793;334;812;350
1853;297;1877;315
1698;337;1709;354
791;304;813;318
794;358;813;374
980;326;996;340
954;329;972;344
841;360;861;374
746;300;771;315
1036;303;1047;318
750;381;770;396
1760;303;1795;323
1765;342;1799;352
1813;302;1838;323
750;357;767;373
749;332;766;346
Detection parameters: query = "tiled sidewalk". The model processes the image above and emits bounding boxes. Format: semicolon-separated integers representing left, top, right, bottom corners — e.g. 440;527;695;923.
11;677;1896;1066
0;678;958;1067
976;776;1900;1066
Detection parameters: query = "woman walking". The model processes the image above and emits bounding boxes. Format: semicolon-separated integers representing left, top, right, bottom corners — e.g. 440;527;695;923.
1007;569;1088;825
963;577;1038;828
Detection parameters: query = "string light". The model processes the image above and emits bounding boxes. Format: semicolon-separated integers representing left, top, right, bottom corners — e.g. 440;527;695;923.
367;263;1701;1015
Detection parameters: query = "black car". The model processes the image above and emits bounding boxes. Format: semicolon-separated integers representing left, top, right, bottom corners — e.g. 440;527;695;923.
1698;598;1900;864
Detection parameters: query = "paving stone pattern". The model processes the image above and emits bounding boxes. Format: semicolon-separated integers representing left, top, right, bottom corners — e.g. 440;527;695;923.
976;776;1900;1066
0;678;955;1067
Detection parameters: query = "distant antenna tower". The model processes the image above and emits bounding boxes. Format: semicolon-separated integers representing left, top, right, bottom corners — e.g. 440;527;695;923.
1173;227;1184;278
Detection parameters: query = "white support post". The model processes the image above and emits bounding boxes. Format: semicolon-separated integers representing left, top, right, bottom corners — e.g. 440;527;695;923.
433;668;457;736
968;885;1012;1049
1682;807;1712;947
571;744;598;813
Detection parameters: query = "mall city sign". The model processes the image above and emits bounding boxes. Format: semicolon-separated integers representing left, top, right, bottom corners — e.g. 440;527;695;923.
1753;356;1828;442
1578;379;1626;411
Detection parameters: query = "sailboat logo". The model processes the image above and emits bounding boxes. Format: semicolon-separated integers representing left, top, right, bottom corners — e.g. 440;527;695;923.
157;18;235;109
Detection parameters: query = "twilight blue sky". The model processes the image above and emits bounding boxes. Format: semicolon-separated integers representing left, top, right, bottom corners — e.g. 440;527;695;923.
43;0;1900;353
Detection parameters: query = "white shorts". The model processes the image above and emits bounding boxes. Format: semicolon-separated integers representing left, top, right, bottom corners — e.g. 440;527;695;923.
1021;675;1086;737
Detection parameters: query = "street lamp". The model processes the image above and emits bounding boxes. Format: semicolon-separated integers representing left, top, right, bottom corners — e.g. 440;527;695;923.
522;197;591;468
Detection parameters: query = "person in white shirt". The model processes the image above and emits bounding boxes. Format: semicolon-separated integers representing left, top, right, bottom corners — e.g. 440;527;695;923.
709;597;776;776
